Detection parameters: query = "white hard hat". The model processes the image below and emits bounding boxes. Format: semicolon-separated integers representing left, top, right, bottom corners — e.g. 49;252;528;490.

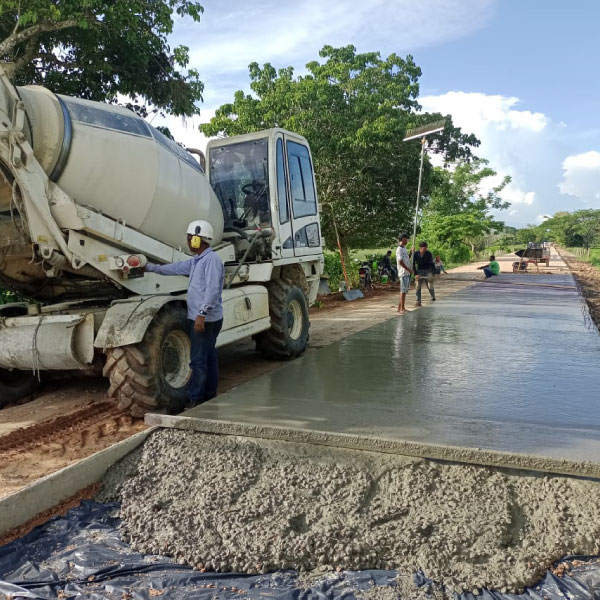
186;220;214;241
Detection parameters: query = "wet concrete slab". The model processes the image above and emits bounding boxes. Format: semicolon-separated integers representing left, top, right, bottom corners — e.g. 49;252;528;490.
188;273;600;464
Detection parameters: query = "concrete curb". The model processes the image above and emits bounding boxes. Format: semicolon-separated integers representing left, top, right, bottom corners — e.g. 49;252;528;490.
145;414;600;481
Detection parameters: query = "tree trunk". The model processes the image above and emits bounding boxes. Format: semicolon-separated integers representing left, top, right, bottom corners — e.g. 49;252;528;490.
338;238;353;290
0;19;79;60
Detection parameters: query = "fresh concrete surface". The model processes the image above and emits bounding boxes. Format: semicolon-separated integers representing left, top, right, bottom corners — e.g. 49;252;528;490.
182;273;600;466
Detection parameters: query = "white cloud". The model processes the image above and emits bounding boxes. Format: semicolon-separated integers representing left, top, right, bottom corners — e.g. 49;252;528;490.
535;214;550;224
149;110;216;154
420;92;548;137
558;151;600;203
502;187;535;205
191;0;495;69
175;0;496;106
419;91;560;225
475;171;534;206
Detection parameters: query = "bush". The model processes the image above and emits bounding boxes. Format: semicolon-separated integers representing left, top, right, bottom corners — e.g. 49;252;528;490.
443;245;471;265
323;251;359;290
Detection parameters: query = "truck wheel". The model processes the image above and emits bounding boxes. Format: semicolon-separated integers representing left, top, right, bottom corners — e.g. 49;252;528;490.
0;369;42;408
256;280;309;360
103;304;191;417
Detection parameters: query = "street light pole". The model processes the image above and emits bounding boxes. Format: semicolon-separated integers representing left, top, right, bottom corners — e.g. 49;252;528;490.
403;120;446;257
411;136;426;257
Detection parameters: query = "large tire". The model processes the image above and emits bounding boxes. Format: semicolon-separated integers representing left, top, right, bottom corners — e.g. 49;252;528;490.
103;304;191;417
256;280;309;360
0;368;42;408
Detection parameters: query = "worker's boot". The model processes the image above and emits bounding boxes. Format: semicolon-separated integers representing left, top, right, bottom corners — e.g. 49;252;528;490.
415;301;422;307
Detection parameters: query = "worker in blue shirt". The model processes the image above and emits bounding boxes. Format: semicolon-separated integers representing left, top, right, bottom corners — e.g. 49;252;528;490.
145;220;225;409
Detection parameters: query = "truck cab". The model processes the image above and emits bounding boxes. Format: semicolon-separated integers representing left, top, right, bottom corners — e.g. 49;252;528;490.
207;129;323;267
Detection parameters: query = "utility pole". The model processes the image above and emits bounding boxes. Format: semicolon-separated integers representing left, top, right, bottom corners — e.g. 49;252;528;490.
403;120;446;257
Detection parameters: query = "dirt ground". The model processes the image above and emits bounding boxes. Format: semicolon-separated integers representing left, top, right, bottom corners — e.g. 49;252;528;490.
0;251;571;499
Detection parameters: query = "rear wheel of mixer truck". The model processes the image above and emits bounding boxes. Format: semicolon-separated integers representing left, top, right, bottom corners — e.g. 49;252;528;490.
255;280;309;360
103;304;191;417
0;369;42;408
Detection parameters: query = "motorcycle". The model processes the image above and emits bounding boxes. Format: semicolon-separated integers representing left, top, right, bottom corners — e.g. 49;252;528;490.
358;261;373;290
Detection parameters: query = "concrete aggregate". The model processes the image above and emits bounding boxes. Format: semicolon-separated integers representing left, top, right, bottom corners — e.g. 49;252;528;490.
96;446;142;503
114;430;600;595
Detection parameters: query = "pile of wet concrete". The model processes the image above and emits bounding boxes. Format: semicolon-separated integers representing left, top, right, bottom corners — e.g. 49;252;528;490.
100;429;600;595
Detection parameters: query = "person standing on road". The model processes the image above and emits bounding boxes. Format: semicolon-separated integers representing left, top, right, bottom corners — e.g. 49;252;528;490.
396;233;413;314
145;220;225;409
478;255;500;279
413;241;436;307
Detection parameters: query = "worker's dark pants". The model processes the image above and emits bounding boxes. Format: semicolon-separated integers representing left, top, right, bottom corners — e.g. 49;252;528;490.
483;268;496;278
188;318;223;406
415;271;435;302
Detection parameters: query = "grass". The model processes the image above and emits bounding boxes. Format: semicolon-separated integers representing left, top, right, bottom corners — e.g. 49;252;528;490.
568;247;600;268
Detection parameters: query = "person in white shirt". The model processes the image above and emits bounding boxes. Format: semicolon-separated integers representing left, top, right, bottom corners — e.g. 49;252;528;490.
434;255;447;274
395;233;413;314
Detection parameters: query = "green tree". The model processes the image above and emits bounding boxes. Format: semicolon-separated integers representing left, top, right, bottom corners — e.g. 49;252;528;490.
539;209;600;249
572;209;600;249
514;227;540;245
201;45;479;250
420;159;510;262
0;0;204;116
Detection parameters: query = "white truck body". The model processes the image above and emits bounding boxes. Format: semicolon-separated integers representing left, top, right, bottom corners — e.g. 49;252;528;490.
0;65;323;414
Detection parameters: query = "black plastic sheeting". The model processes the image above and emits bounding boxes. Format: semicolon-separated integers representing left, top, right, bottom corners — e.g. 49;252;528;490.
1;501;599;600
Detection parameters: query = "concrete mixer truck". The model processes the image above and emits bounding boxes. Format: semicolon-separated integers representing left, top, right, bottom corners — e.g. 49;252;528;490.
0;65;323;416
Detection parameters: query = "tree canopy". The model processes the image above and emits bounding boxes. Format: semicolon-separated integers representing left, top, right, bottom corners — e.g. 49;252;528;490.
522;209;600;249
419;160;510;262
201;45;479;249
0;0;204;116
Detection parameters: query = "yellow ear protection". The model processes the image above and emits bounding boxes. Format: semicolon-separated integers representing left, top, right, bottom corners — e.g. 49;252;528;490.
191;225;202;249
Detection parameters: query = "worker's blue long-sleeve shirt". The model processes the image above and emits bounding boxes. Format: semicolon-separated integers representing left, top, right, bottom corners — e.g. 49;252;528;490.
146;248;224;322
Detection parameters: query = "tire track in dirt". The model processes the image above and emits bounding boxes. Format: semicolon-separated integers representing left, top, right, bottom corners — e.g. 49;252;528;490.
0;401;123;453
0;401;146;498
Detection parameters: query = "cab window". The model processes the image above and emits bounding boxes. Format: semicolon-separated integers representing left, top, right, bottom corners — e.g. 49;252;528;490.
287;141;317;218
209;138;270;228
276;139;289;223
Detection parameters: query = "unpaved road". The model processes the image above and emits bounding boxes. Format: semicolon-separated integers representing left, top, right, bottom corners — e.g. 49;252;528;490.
0;252;569;498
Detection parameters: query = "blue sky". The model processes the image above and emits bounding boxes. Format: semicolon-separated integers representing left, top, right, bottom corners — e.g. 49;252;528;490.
158;0;600;228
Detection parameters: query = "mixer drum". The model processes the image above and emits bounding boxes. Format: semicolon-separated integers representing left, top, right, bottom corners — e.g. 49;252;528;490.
4;86;223;248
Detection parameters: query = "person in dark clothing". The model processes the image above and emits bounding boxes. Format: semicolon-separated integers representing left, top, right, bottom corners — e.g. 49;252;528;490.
413;241;436;307
381;250;398;281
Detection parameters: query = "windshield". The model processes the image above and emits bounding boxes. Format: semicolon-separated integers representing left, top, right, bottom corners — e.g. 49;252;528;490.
209;139;270;228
